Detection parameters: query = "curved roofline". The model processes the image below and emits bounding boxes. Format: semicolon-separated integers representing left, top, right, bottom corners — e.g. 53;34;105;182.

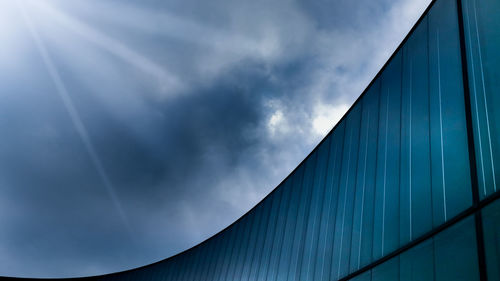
1;0;438;279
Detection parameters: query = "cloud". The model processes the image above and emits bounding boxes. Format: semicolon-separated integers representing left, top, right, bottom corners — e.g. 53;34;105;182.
312;103;350;136
0;0;430;278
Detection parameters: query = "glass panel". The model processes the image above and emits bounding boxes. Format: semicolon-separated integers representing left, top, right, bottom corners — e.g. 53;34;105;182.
218;226;238;281
224;217;244;281
482;198;500;281
428;0;472;225
400;240;434;281
181;251;197;281
313;123;346;281
194;247;208;281
350;80;381;271
299;141;330;280
230;212;251;280
288;153;317;280
172;253;188;281
204;234;220;281
401;17;432;243
240;203;265;281
210;230;229;281
184;248;201;281
349;270;371;281
232;210;255;281
462;0;500;198
374;52;402;260
267;180;293;281
257;187;284;280
194;242;211;281
248;197;272;280
372;256;399;281
363;214;479;281
331;107;362;280
213;233;229;281
168;260;179;281
434;216;480;281
276;165;305;281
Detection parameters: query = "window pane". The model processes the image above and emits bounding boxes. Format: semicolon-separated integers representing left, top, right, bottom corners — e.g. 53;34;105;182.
400;240;434;281
266;180;292;281
428;0;472;225
482;198;500;280
350;81;380;271
219;222;239;280
350;270;371;281
257;187;285;280
434;216;480;281
332;107;362;279
231;215;252;281
276;166;305;281
372;256;399;281
374;52;401;260
185;247;203;281
299;140;331;280
198;236;218;281
401;16;432;242
211;230;230;281
313;124;346;281
225;217;245;281
248;197;272;280
240;203;265;281
288;152;318;280
462;0;500;198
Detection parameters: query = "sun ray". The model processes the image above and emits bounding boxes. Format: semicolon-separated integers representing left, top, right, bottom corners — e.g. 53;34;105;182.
26;0;183;97
17;1;133;236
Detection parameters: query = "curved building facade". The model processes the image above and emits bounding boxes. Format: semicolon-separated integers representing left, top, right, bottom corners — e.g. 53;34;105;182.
3;0;500;280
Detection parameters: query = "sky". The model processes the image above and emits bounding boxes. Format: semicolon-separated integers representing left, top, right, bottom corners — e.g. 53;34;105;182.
0;0;430;278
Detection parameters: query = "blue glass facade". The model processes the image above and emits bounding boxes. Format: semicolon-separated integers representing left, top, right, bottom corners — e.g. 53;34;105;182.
2;0;499;280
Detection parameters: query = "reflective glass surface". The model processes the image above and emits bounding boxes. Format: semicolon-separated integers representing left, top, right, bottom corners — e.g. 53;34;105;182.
482;199;500;281
462;0;500;199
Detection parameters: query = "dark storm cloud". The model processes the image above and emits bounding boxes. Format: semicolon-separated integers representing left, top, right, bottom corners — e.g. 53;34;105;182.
0;0;430;277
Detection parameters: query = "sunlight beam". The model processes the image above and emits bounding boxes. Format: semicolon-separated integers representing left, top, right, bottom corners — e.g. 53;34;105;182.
17;1;133;235
27;0;183;98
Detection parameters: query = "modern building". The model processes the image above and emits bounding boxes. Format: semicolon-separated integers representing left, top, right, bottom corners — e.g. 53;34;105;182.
4;0;500;280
